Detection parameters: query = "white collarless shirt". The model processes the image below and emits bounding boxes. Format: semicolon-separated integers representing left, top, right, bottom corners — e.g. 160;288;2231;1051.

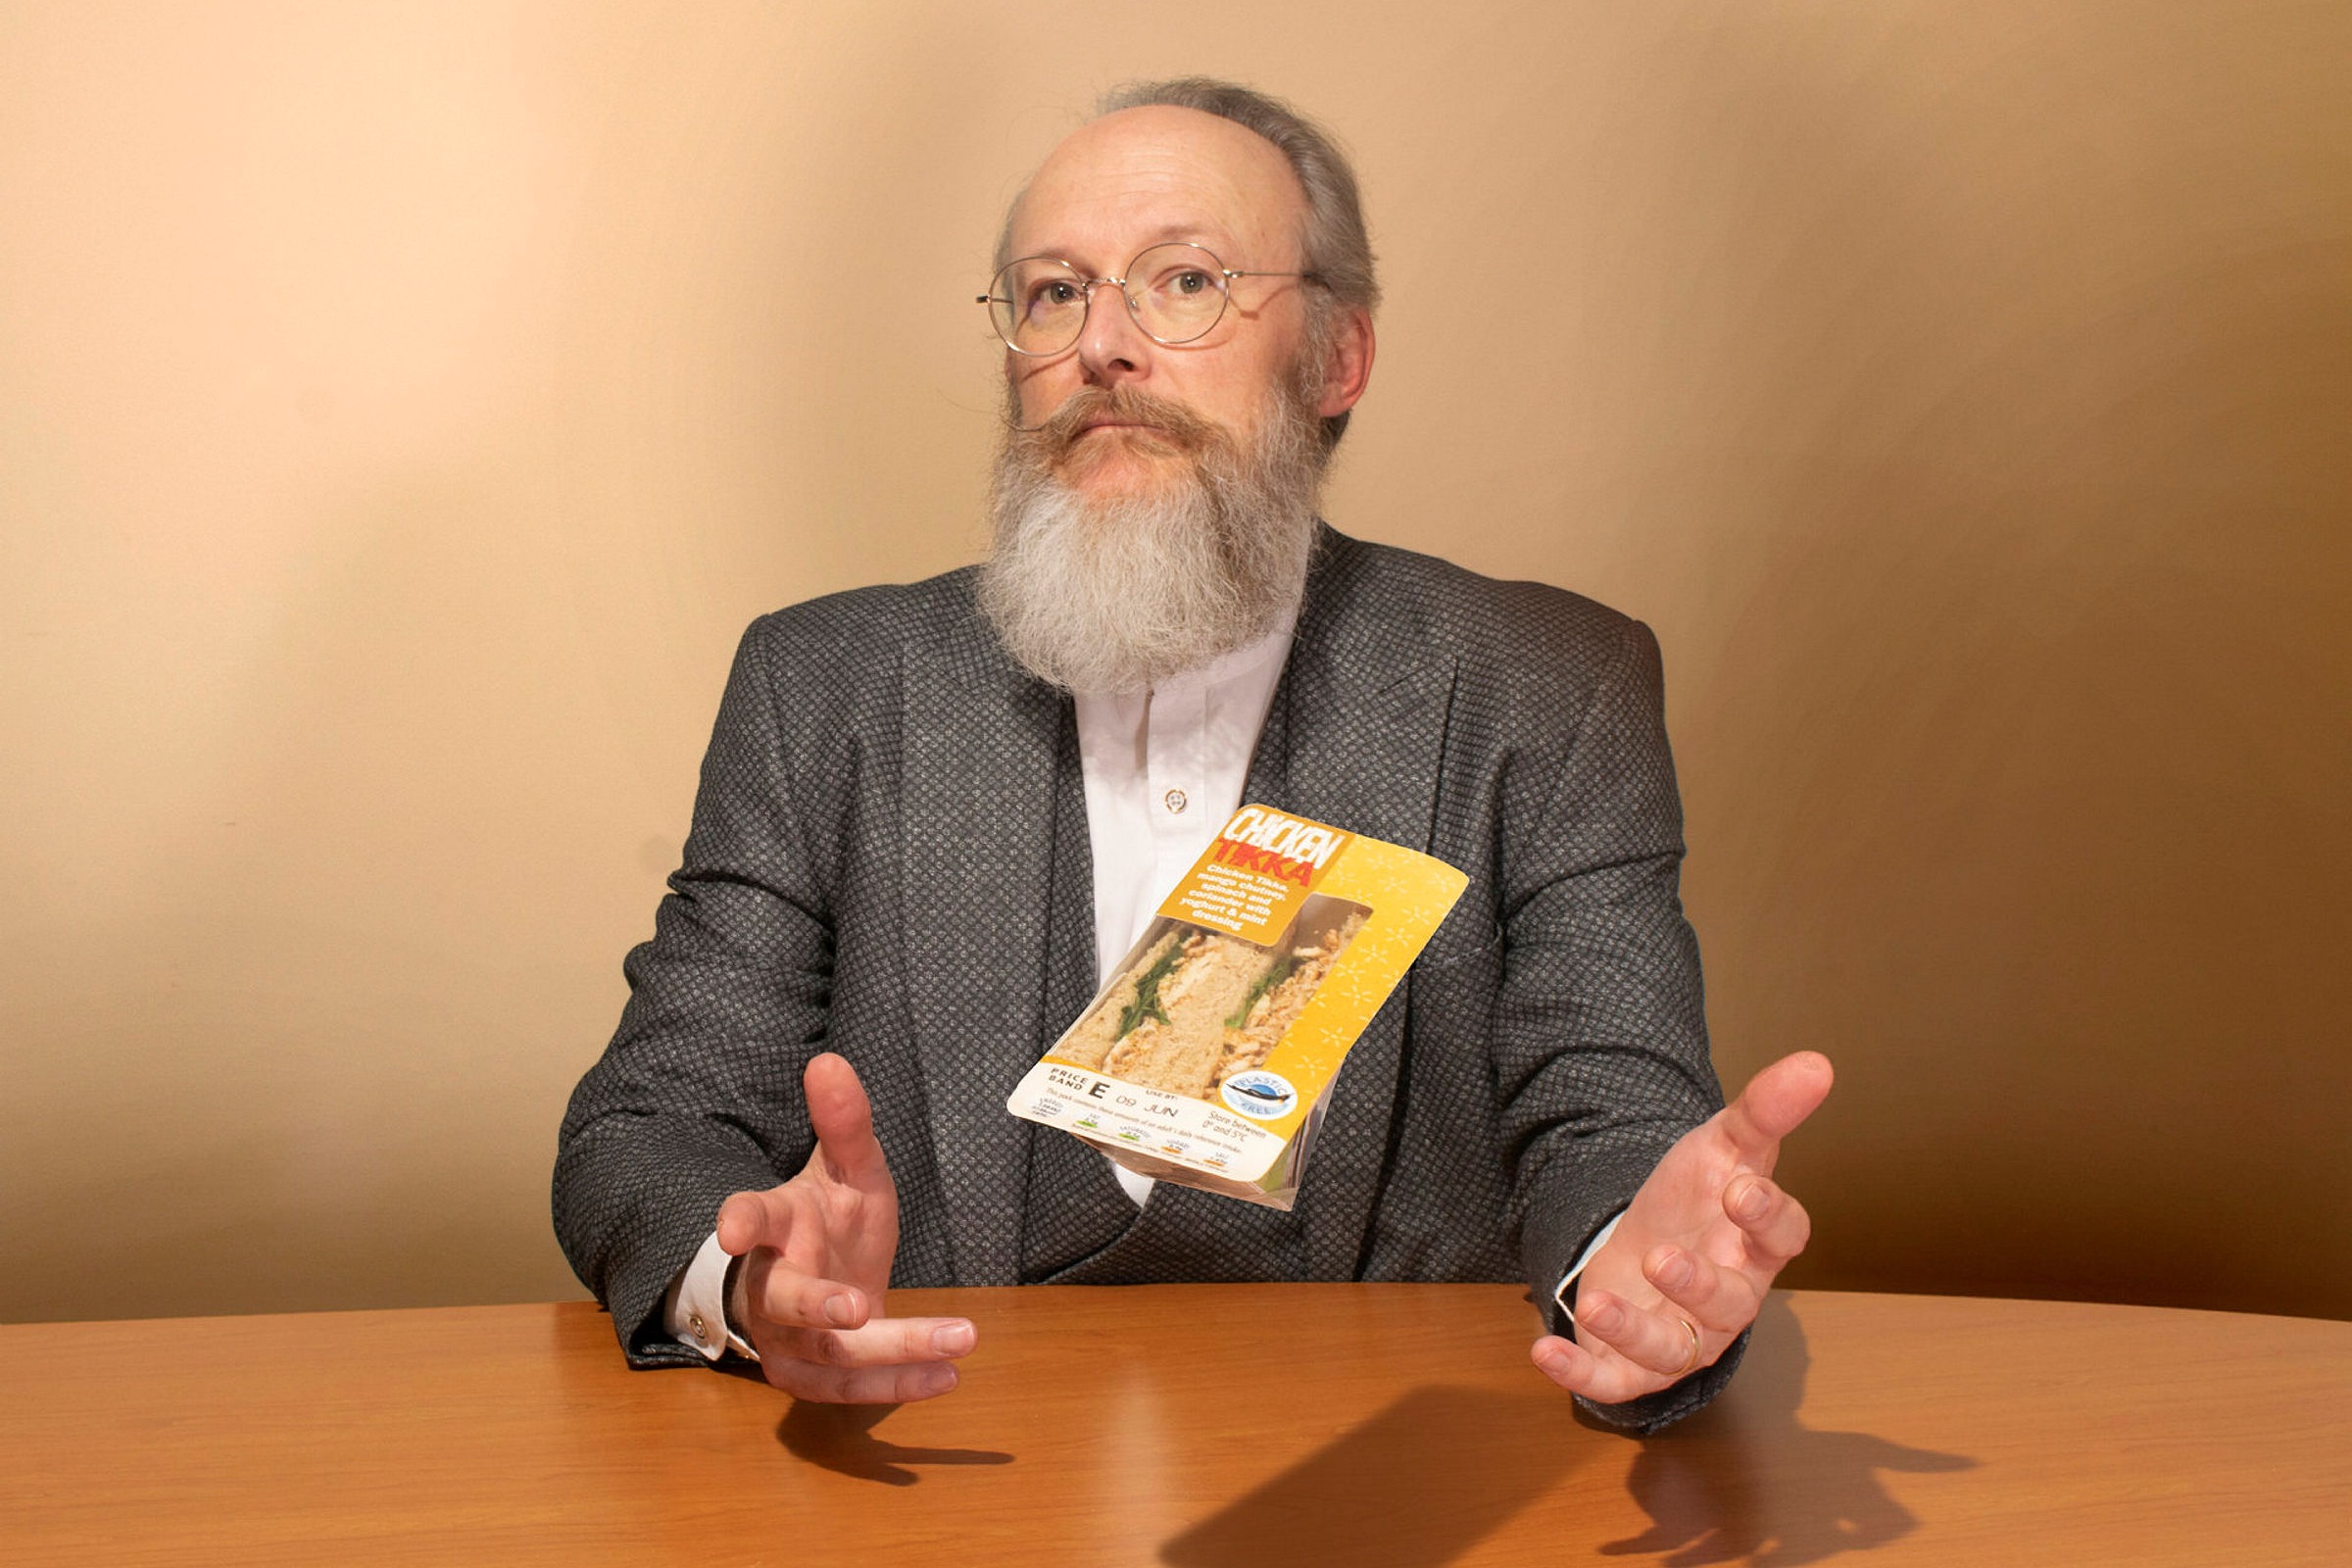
1071;614;1299;1204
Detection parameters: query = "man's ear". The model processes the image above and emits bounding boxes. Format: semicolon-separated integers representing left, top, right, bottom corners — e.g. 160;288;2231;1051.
1316;306;1376;419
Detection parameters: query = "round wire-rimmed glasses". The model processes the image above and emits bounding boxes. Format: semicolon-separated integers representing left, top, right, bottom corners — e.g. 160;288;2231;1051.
978;242;1319;356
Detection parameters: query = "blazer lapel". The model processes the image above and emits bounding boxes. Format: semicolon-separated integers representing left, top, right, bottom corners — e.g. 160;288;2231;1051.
1274;532;1458;1279
902;614;1064;1285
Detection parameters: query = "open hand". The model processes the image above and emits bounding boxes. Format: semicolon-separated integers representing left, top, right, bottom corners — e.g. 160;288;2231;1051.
1533;1051;1834;1403
714;1053;975;1402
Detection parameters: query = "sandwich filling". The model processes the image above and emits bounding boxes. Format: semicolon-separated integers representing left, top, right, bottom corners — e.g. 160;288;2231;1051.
1058;906;1368;1102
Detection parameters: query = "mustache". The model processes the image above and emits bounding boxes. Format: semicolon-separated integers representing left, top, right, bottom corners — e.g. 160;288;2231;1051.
1006;385;1221;458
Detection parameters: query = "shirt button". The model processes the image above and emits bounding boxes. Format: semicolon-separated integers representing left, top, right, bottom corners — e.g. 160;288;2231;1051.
1162;788;1188;814
689;1311;710;1343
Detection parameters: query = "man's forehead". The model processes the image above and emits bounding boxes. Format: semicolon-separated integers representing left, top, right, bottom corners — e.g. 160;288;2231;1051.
1006;105;1307;266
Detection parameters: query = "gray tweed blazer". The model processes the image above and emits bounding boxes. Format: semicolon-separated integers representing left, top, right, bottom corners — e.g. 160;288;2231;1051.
555;527;1736;1431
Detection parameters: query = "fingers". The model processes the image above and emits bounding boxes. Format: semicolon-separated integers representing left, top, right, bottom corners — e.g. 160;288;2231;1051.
1718;1051;1835;1162
714;1187;792;1258
804;1052;891;1189
1723;1174;1813;1267
1575;1288;1710;1382
1642;1245;1762;1336
771;1315;975;1370
742;1249;871;1331
1636;1181;1807;1341
1532;1332;1672;1406
757;1316;978;1404
731;1246;979;1405
767;1355;963;1404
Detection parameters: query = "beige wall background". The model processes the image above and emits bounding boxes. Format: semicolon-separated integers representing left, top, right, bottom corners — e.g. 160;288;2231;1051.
3;1;2345;1324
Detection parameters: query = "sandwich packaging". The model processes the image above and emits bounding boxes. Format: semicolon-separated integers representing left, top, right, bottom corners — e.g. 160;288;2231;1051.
1006;804;1468;1209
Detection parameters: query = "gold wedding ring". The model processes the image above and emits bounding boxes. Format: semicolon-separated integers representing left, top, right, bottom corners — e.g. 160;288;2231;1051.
1672;1317;1702;1377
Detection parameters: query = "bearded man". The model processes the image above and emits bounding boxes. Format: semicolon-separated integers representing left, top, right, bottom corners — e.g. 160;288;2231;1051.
554;77;1831;1435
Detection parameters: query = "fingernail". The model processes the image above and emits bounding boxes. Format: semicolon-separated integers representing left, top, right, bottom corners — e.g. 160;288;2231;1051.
1730;1181;1765;1221
923;1365;958;1396
1654;1251;1692;1290
933;1322;975;1355
823;1294;858;1327
1584;1297;1619;1332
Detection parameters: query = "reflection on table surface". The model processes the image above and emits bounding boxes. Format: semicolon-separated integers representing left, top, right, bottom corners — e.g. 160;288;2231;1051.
3;1285;2346;1566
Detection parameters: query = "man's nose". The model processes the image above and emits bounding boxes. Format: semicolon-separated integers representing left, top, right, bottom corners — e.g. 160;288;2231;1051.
1074;278;1152;385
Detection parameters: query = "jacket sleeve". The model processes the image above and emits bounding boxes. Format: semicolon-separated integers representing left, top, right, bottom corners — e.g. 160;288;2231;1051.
1494;613;1745;1433
553;619;831;1364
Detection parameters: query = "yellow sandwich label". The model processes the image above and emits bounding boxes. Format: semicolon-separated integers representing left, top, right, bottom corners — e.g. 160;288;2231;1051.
1157;806;1352;947
1006;806;1468;1208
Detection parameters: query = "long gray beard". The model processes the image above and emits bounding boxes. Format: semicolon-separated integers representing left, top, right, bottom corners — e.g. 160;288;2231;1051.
978;382;1325;694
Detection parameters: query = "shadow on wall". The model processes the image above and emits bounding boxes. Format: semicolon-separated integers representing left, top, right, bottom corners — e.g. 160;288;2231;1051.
1;467;628;1322
1640;11;2352;1320
1;9;1017;1325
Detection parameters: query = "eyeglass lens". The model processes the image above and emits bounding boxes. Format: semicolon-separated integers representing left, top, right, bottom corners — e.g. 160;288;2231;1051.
988;243;1231;354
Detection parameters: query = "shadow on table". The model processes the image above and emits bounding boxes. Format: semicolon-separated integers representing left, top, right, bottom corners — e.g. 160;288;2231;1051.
1159;1383;1588;1568
775;1402;1014;1487
1156;1298;1977;1568
1599;1295;1978;1566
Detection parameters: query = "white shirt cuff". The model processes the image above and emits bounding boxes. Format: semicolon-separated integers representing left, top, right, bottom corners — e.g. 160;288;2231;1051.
1548;1210;1626;1328
663;1230;760;1361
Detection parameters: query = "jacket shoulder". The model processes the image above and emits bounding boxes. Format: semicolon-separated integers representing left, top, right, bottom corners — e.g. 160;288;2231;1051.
1329;534;1649;686
735;565;986;686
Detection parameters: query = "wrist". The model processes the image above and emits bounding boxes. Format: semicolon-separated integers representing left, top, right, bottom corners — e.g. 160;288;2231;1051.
1549;1210;1626;1332
722;1250;751;1343
719;1251;762;1362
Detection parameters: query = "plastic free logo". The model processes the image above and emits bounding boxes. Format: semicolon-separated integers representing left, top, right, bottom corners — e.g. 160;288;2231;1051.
1219;1070;1298;1119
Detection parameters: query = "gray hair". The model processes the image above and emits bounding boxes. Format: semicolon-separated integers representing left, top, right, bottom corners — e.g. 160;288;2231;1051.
999;76;1379;452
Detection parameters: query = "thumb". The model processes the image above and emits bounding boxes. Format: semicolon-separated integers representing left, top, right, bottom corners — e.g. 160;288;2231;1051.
806;1052;891;1189
1720;1051;1835;1160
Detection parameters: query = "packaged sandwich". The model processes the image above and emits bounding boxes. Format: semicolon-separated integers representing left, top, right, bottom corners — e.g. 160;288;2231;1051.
1006;804;1468;1208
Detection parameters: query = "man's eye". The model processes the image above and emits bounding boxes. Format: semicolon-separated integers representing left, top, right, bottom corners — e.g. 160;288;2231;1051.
1028;279;1081;312
1169;270;1212;295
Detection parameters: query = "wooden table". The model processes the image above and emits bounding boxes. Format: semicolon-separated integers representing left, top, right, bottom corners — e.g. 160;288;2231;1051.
3;1286;2345;1565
